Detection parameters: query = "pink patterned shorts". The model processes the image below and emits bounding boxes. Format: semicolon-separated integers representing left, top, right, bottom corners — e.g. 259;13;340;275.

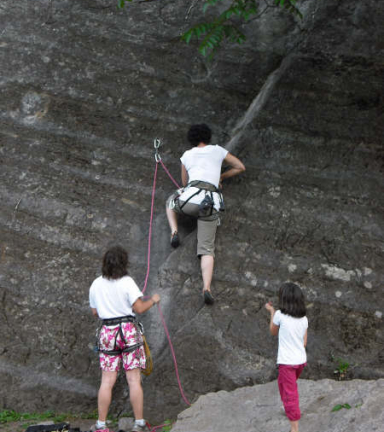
98;322;146;372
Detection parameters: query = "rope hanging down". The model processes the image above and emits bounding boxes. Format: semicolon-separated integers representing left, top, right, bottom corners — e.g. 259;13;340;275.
142;139;180;294
142;139;190;409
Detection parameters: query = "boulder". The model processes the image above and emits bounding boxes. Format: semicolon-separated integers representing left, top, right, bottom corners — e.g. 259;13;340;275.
171;379;384;432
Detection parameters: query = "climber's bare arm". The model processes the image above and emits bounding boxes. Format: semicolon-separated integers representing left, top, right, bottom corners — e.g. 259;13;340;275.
220;153;245;183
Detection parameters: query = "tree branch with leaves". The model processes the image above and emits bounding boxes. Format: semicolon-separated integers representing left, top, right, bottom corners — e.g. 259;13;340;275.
117;0;303;58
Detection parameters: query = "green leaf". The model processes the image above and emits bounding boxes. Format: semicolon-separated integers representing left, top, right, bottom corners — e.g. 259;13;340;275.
203;2;211;13
200;46;208;56
203;0;222;12
183;31;193;44
117;0;125;9
332;403;352;412
332;405;343;412
233;7;242;16
237;35;245;44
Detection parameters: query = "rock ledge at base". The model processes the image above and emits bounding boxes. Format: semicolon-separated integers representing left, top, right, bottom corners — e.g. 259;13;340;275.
171;379;384;432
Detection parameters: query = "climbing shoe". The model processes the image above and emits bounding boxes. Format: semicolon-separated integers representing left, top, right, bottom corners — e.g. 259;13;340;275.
170;231;180;248
131;422;149;432
95;429;113;432
203;290;214;305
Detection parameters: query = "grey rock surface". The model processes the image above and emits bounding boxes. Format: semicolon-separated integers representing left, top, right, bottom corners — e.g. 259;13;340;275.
0;0;383;423
172;379;384;432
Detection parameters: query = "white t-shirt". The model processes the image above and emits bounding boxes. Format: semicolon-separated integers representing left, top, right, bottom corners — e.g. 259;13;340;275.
179;145;228;210
89;275;143;319
273;310;308;365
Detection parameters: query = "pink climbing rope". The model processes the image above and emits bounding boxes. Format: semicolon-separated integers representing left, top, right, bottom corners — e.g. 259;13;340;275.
143;158;181;294
157;302;191;406
142;158;191;412
142;161;158;294
147;421;174;432
159;158;181;189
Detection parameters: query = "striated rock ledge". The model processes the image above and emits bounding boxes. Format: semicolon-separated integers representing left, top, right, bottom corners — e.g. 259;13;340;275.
171;379;384;432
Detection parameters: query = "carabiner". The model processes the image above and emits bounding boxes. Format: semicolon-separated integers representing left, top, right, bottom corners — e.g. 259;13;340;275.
154;138;162;162
154;138;161;149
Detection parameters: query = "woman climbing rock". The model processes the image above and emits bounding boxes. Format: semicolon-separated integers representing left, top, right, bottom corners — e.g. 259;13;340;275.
166;123;245;305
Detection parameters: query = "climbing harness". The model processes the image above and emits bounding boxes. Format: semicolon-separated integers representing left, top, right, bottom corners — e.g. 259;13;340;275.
95;314;153;377
173;179;225;219
95;315;144;356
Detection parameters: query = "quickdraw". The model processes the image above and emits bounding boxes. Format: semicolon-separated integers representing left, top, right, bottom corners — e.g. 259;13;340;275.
154;138;161;163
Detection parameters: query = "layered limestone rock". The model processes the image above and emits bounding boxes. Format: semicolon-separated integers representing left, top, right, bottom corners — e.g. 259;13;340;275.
0;0;383;422
172;379;384;432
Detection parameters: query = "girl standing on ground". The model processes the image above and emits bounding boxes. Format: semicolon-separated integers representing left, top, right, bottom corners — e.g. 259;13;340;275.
265;282;308;432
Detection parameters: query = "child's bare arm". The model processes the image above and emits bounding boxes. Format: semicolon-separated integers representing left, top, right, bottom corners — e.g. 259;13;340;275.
303;329;308;347
265;302;279;336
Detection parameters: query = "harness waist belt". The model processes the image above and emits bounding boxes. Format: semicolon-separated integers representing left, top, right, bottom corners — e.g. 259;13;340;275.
100;342;144;356
188;180;220;193
102;315;136;326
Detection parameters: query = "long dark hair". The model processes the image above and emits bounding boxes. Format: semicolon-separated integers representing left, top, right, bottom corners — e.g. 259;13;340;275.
278;282;306;318
102;245;129;280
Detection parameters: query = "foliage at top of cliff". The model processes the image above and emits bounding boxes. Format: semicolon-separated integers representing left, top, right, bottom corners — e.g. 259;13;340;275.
117;0;303;58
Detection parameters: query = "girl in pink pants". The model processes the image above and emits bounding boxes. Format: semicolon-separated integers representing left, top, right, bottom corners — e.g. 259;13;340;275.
265;283;308;432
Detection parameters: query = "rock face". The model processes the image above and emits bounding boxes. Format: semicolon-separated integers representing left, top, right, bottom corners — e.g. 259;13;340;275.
0;0;383;423
171;379;384;432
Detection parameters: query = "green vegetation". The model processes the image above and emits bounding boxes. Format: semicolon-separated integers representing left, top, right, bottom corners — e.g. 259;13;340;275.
0;410;174;432
0;409;98;425
161;419;174;431
333;358;350;376
0;410;64;424
331;403;351;412
117;0;304;58
182;0;302;58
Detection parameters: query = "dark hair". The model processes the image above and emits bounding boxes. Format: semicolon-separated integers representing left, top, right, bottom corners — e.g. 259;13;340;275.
278;282;306;318
187;124;212;147
102;245;129;280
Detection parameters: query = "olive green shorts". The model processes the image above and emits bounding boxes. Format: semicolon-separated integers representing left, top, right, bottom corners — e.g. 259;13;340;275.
167;194;219;257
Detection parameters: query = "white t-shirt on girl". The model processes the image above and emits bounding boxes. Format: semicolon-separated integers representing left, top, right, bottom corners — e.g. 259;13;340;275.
89;275;143;319
178;144;228;210
273;310;308;365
